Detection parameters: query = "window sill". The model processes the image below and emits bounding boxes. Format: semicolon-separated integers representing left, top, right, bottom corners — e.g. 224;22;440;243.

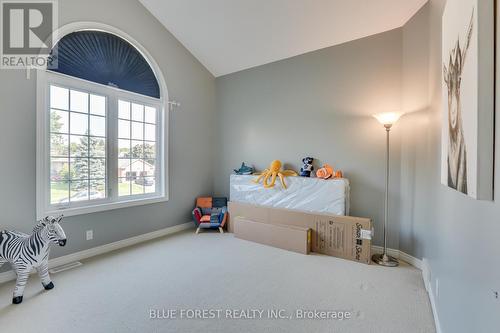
42;195;169;218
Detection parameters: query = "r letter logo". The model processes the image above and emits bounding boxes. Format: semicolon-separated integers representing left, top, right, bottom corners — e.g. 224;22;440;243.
1;1;57;69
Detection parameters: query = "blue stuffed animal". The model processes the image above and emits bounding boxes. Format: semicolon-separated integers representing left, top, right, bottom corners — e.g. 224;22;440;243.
234;162;254;175
300;157;314;177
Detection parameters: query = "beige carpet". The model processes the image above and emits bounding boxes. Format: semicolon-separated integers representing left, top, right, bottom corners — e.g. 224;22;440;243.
0;230;435;333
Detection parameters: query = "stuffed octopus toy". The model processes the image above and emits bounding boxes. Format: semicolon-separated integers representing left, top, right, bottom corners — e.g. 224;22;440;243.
0;215;67;304
253;160;298;189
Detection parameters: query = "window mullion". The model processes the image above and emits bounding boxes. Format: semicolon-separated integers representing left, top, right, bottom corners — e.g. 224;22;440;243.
159;103;165;196
156;104;161;196
108;93;119;202
87;93;91;200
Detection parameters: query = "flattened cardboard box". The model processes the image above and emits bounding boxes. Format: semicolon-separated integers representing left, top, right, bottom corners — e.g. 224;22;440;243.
228;202;372;264
234;217;311;255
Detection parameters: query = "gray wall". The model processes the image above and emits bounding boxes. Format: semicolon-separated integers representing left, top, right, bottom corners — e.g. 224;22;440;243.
400;2;500;332
215;4;500;330
399;2;433;263
214;29;404;249
0;0;215;272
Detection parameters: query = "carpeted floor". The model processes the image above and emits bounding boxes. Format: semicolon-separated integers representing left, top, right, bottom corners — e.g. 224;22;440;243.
0;230;435;333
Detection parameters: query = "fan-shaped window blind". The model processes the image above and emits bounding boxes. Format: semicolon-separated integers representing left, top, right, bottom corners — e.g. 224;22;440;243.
48;31;160;99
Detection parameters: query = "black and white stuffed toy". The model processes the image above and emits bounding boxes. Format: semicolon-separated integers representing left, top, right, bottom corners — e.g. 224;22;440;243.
300;157;314;177
0;216;67;304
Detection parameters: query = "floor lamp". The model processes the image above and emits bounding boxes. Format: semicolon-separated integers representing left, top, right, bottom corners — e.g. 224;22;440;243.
371;112;402;267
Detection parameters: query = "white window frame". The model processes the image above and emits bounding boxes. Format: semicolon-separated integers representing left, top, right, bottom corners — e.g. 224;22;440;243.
36;21;170;218
36;24;169;218
37;70;168;218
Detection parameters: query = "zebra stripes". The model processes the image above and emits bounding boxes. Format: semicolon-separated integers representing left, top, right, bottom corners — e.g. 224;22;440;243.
0;215;67;304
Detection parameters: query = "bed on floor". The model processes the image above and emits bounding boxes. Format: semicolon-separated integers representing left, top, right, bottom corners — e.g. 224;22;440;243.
229;174;350;216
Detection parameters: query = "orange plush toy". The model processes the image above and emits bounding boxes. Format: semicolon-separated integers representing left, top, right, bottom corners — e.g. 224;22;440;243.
316;164;343;179
316;164;334;179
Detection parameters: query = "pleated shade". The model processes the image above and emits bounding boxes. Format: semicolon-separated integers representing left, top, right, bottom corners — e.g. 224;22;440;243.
48;31;160;99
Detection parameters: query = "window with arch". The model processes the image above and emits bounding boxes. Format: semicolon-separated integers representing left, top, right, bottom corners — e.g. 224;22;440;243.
37;26;168;217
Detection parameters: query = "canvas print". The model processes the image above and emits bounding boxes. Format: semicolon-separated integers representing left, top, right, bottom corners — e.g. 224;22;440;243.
441;0;494;200
442;8;474;195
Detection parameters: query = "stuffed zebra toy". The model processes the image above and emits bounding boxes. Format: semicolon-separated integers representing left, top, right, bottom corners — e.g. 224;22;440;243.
0;215;67;304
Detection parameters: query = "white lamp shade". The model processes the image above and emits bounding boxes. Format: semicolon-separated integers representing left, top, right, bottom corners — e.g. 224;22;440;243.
373;112;402;126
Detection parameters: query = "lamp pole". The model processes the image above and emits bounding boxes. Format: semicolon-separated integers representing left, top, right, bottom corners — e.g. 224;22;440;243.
372;123;399;267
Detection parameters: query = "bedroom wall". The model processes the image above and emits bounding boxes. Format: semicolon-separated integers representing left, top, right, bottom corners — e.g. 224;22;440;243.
0;0;215;272
399;2;433;264
214;29;404;249
400;1;500;332
215;3;500;329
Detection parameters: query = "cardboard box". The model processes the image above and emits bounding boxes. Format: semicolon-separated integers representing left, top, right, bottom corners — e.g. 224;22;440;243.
228;202;372;264
234;217;311;255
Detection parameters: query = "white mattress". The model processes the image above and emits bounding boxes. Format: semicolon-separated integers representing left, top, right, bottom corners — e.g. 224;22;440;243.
229;174;350;216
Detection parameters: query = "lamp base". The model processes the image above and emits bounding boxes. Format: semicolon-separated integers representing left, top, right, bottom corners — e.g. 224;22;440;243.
371;253;399;267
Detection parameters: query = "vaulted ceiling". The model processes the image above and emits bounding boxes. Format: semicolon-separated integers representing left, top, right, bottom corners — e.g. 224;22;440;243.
139;0;428;77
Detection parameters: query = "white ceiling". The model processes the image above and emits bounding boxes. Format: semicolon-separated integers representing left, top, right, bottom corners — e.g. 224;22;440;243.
139;0;428;77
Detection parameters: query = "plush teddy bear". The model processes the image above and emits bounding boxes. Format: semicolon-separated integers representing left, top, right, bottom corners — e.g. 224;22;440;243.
300;157;314;177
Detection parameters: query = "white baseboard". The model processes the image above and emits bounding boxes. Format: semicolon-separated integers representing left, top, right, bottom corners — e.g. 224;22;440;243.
371;246;422;269
0;222;193;285
370;248;441;332
421;258;442;333
427;283;442;333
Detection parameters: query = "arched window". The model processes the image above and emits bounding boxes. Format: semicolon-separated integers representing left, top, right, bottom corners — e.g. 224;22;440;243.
37;24;168;217
48;31;160;98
